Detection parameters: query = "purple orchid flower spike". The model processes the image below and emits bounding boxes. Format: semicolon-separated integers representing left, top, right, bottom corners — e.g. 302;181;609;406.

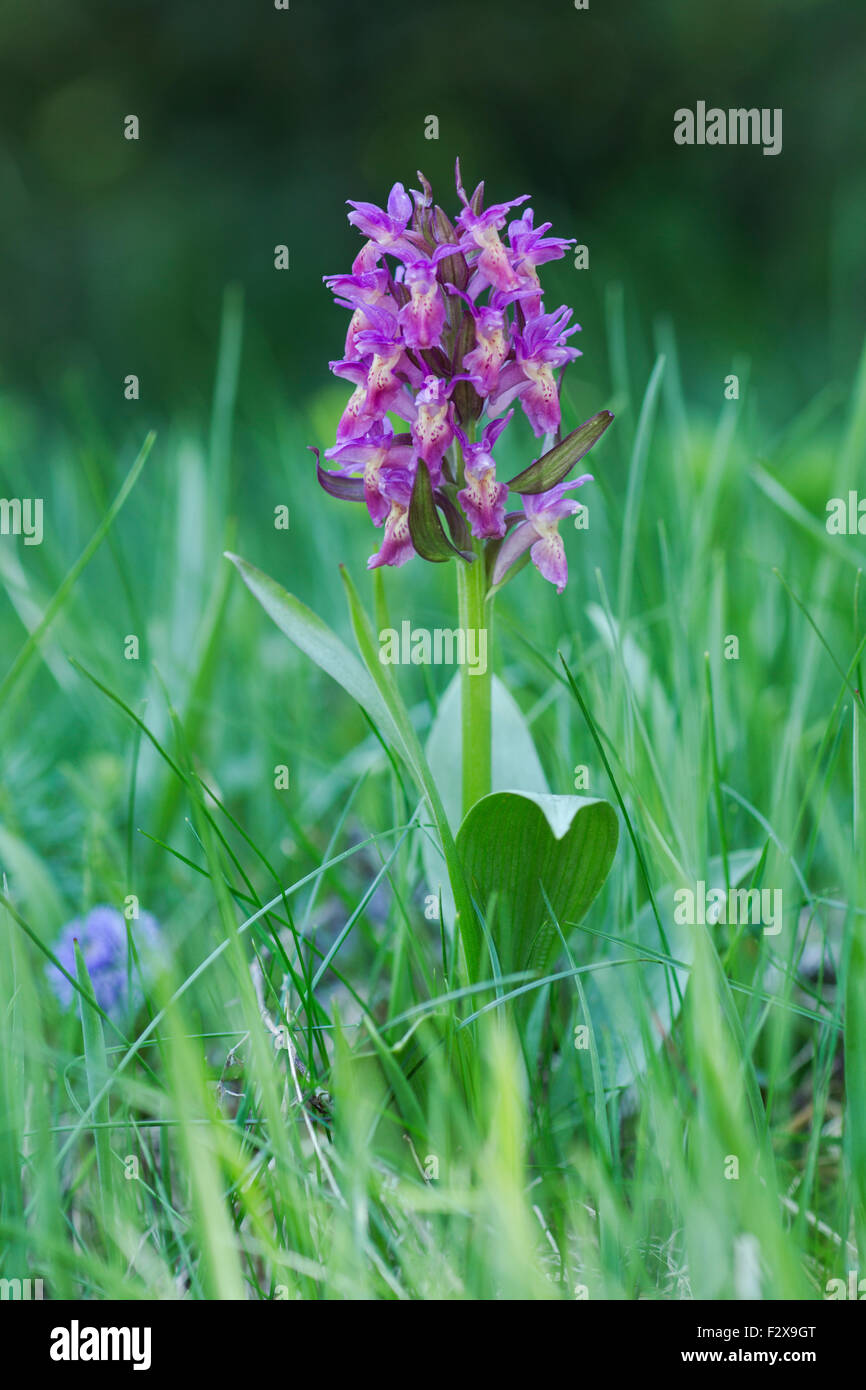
318;164;611;586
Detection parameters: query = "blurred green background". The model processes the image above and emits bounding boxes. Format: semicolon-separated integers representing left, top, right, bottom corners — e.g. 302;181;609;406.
1;0;864;438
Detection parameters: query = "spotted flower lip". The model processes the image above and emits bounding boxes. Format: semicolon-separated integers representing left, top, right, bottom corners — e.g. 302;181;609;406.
454;414;512;539
367;467;416;570
457;210;530;298
487;306;582;437
398;246;456;350
445;286;512;397
318;161;610;591
407;375;458;481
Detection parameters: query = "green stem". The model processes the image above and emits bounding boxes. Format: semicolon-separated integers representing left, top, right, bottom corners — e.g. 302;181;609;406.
456;542;493;819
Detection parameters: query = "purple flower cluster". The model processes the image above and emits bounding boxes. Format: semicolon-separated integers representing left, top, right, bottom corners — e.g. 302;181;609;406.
47;905;162;1015
318;163;596;593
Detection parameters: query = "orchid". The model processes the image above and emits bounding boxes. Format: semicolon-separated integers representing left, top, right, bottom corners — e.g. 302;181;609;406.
230;165;617;987
318;160;612;596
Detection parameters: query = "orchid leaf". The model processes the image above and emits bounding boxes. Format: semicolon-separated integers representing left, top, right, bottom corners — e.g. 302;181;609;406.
456;790;619;976
420;675;550;934
435;486;472;553
315;459;365;503
506;409;614;495
225;553;405;759
408;460;466;562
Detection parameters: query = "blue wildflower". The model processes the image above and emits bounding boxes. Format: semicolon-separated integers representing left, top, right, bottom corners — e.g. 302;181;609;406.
47;905;162;1014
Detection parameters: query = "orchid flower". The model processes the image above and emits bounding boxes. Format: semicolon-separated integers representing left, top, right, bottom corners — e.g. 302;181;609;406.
346;182;425;264
317;161;611;594
493;475;594;594
454;414;512;540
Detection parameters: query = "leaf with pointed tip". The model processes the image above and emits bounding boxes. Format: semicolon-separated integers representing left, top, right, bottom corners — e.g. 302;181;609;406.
506;409;614;495
408;460;466;562
456;790;619;976
225;552;405;757
316;459;366;503
435;487;473;554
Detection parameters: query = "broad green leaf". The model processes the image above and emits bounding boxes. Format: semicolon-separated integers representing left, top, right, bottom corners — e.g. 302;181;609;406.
225;552;406;760
506;409;614;495
456;790;619;976
421;674;550;931
576;849;763;1093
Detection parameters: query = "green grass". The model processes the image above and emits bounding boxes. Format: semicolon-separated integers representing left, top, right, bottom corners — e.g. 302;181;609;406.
0;288;864;1300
